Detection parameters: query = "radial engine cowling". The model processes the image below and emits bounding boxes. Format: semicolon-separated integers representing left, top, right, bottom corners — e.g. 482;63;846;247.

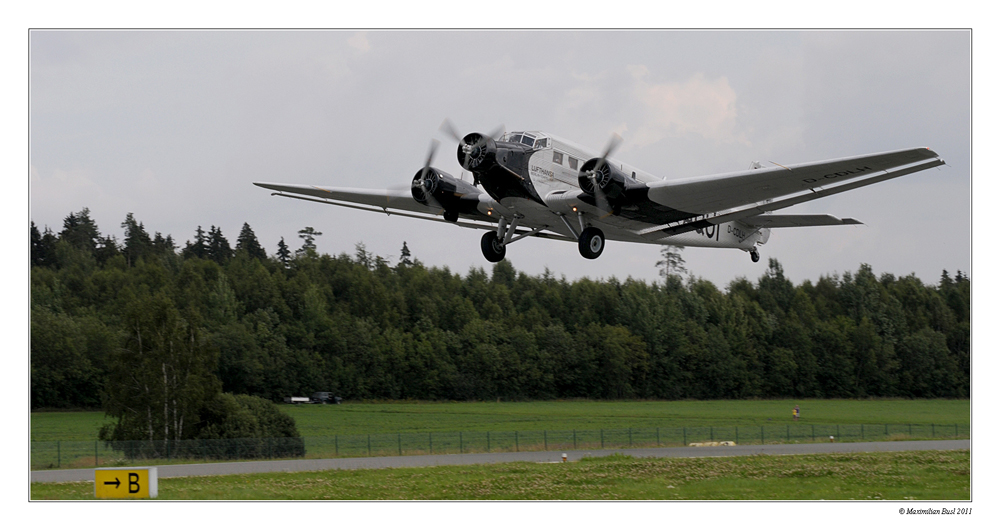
577;158;640;201
457;133;498;171
411;167;461;207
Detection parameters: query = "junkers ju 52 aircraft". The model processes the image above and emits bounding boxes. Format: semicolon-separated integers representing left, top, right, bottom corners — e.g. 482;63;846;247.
255;121;944;263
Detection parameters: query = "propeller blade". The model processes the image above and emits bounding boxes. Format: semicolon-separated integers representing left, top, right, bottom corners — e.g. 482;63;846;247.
591;173;612;215
439;119;463;143
487;123;505;141
420;139;440;180
598;133;623;164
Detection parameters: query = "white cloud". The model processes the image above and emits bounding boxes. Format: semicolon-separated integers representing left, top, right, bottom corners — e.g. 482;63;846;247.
627;67;742;146
347;32;371;53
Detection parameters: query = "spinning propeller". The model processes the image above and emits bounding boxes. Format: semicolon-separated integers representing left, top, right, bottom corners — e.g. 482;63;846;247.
440;119;504;184
583;133;623;217
409;139;441;202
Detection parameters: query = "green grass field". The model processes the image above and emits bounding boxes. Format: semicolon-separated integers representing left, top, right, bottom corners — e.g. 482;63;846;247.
31;399;971;440
30;450;970;500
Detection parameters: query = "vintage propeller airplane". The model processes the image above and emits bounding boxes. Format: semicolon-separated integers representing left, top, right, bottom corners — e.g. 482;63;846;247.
255;121;944;263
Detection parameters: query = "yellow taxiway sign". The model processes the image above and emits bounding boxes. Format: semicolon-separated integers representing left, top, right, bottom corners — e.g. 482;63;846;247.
95;467;158;499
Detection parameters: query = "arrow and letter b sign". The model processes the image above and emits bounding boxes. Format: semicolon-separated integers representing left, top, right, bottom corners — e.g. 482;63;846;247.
95;467;158;499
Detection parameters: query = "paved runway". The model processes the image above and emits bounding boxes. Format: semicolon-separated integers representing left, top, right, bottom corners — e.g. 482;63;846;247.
30;439;969;483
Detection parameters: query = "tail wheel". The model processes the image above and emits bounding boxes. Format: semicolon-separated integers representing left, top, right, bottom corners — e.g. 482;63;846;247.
481;231;506;262
578;227;605;259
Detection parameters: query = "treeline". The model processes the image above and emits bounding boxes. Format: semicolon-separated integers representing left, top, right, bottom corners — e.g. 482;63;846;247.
31;208;970;409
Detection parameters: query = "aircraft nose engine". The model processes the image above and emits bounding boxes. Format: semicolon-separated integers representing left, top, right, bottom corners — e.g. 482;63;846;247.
456;132;498;171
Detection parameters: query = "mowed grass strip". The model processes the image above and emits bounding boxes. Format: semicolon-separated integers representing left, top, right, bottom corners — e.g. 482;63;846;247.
31;449;969;500
30;399;971;441
267;399;972;437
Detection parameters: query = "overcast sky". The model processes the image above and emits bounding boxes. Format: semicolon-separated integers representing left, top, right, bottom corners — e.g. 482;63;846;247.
29;30;970;288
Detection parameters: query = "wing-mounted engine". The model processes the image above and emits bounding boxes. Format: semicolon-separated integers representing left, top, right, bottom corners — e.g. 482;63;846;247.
578;158;643;202
411;167;480;222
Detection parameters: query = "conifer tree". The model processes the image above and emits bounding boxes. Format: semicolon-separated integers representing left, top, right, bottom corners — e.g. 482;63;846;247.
152;232;177;256
60;207;100;255
276;237;291;267
235;222;267;260
207;225;233;264
183;226;208;259
121;213;152;266
297;227;322;256
30;222;58;268
399;241;413;266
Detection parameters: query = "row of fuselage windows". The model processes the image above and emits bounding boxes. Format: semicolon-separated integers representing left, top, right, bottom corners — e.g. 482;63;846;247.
551;151;580;170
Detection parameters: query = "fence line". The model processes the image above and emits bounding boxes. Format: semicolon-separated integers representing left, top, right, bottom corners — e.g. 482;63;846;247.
31;422;970;470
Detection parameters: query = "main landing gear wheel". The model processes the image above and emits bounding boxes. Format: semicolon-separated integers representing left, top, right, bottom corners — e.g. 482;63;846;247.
481;231;506;262
750;248;760;263
578;227;605;259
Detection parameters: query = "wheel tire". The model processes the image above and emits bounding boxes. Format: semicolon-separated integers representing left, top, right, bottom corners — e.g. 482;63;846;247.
750;249;760;263
578;227;605;259
481;231;506;262
443;210;458;223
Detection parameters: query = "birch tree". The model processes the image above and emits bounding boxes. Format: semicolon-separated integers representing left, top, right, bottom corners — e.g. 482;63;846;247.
100;287;219;454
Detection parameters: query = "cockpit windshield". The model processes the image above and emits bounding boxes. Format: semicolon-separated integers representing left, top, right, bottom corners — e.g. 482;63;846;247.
508;132;547;149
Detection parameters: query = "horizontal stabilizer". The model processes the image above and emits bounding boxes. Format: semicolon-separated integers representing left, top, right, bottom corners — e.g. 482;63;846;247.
740;213;863;228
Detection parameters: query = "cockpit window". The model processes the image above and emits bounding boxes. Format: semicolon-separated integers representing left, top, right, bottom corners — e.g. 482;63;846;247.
520;135;535;147
509;134;523;144
535;138;548;148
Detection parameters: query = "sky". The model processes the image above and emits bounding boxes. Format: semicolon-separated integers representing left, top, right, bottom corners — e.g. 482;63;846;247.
30;30;970;289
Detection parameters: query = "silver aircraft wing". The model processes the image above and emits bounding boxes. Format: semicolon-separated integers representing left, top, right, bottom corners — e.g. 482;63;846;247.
646;147;942;214
253;182;440;214
252;182;574;242
630;147;943;237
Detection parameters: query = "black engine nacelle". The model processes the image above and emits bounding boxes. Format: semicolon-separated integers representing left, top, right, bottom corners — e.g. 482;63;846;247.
457;133;498;171
577;158;641;201
412;167;457;205
411;167;480;223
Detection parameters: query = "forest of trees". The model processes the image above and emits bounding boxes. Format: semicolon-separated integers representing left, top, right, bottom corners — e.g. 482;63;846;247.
31;208;970;413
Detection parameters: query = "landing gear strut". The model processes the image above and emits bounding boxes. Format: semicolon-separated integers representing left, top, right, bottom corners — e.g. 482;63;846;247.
578;227;605;259
479;215;551;262
750;248;760;263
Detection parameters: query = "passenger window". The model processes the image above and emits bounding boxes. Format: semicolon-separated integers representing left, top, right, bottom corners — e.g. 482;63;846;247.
569;157;578;170
553;152;563;165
